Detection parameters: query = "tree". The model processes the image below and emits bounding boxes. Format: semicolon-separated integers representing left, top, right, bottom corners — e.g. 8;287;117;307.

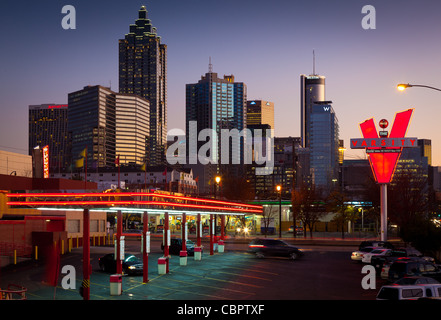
260;205;278;237
292;184;325;238
326;190;357;239
388;167;429;228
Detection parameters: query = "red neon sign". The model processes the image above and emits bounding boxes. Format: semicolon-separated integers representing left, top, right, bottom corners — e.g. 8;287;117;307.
357;109;414;184
43;145;49;179
6;192;263;214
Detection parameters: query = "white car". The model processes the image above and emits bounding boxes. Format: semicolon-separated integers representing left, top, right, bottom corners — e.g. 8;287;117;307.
351;247;379;262
377;284;441;300
362;248;392;264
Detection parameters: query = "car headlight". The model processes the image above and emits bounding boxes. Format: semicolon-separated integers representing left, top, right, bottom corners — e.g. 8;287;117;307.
128;266;136;270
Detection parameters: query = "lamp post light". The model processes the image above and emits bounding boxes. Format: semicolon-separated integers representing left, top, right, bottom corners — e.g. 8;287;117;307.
397;83;441;92
215;175;221;199
276;185;282;238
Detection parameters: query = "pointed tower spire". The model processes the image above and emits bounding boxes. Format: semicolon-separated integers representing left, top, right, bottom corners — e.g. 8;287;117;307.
209;57;213;73
313;50;316;75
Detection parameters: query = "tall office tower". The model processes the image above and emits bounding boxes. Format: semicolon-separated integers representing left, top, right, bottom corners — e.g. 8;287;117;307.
186;69;247;183
309;102;340;190
417;139;432;166
68;85;116;168
300;74;326;148
28;104;70;170
68;85;150;168
119;5;167;166
115;94;150;165
247;100;275;129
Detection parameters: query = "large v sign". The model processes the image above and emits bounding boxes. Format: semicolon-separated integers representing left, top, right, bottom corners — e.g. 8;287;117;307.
359;109;413;184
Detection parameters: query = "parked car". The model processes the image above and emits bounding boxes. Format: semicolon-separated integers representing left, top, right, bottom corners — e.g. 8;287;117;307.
248;238;303;260
359;240;394;250
393;276;440;285
351;246;380;262
361;248;392;264
371;247;430;272
288;226;304;236
371;249;408;270
388;259;441;282
376;284;441;300
381;257;436;280
161;238;200;256
98;253;143;275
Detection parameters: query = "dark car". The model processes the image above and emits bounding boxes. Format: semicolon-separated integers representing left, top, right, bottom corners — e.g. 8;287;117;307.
161;239;199;256
393;276;440;285
371;247;426;271
248;238;303;260
359;240;395;251
98;253;143;275
388;259;441;283
371;249;408;270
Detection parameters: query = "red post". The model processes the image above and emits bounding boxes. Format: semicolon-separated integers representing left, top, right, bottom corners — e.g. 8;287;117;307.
116;210;122;274
164;212;169;273
82;208;90;300
210;214;214;255
220;215;225;240
196;213;201;247
181;212;187;251
143;211;149;283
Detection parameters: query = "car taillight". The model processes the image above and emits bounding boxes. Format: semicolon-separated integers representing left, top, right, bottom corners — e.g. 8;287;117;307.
249;245;266;248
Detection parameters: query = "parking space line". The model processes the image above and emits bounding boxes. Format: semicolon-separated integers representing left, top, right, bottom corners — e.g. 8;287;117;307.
169;269;264;288
139;282;234;300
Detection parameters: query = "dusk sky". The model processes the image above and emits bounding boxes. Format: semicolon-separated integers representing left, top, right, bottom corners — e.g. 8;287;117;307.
1;0;441;165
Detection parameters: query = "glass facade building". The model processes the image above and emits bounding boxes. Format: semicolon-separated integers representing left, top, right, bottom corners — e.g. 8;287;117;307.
300;74;325;148
309;103;339;189
186;71;247;173
247;100;274;130
68;85;150;168
68;86;116;168
119;5;167;166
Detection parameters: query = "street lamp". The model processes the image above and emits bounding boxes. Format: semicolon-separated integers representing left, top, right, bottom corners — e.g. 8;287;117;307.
215;176;221;199
276;185;282;238
397;83;441;92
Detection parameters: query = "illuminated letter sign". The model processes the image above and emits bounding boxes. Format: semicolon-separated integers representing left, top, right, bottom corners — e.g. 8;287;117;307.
350;109;414;184
43;145;49;178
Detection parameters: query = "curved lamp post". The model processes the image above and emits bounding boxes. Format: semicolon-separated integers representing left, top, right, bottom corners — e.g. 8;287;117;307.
397;83;441;92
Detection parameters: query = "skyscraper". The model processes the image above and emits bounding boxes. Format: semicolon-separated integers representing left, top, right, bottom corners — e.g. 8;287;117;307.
29;104;70;170
119;5;167;166
309;102;340;190
185;68;247;188
68;86;116;168
115;94;150;166
300;74;325;148
68;85;150;168
247;100;274;129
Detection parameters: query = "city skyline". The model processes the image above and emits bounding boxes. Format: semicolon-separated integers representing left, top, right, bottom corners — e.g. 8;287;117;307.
1;0;441;166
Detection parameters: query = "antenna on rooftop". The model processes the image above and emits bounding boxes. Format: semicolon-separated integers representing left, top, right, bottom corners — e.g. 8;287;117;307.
209;56;213;73
313;50;316;75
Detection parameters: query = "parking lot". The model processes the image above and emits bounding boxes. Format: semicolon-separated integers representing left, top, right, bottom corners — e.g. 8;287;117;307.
1;238;382;301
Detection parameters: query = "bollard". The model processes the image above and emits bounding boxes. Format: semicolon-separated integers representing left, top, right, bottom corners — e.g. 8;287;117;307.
194;247;202;261
180;250;187;266
109;274;122;296
13;250;17;265
158;257;167;275
218;240;225;253
61;240;64;255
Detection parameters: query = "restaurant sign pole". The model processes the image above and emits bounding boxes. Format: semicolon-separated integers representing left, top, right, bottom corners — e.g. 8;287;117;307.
350;109;416;241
